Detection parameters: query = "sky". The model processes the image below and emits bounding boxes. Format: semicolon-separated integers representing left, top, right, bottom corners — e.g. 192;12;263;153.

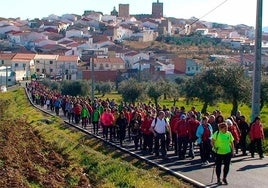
0;0;267;27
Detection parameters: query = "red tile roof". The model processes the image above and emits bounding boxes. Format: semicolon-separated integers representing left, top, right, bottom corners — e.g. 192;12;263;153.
57;55;79;62
0;53;16;60
94;57;124;64
12;53;36;61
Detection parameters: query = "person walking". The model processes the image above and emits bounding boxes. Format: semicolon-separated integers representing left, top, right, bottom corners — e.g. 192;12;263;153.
211;122;234;185
196;116;213;165
238;115;250;156
92;106;101;134
175;114;189;160
141;112;154;154
116;112;128;146
100;108;115;141
150;111;172;159
249;116;265;159
81;103;90;129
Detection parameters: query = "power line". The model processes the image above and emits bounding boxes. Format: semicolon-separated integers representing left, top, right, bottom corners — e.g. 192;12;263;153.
195;0;228;22
183;0;229;33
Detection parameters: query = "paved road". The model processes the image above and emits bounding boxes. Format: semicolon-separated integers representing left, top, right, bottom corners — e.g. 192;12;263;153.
27;94;268;188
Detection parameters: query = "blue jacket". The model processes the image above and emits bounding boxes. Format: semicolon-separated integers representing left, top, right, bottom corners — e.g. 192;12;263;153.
196;123;213;144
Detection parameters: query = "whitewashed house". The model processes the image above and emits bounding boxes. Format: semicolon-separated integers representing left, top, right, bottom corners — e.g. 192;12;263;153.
56;55;80;80
12;53;36;80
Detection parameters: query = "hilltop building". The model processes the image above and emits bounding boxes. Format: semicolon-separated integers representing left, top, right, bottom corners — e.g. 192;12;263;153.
152;0;163;18
111;6;118;17
119;4;129;18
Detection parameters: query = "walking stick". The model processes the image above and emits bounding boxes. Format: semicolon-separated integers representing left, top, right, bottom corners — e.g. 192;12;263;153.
211;147;218;183
211;162;216;183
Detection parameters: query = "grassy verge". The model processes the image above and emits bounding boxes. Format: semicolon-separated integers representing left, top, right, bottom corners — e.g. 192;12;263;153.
0;88;189;188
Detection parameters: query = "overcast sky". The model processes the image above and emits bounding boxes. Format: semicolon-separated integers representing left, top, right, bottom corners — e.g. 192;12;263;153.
1;0;267;27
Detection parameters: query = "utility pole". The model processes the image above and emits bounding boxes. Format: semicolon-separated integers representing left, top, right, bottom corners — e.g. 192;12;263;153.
251;0;263;121
6;66;8;87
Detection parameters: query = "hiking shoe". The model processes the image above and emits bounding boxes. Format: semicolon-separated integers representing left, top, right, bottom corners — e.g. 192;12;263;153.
222;178;228;185
217;179;222;185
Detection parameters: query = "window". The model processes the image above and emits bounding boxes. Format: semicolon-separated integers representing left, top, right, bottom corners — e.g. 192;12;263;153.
1;60;4;65
187;67;190;71
36;60;40;63
50;61;53;64
15;63;18;67
50;69;53;73
196;67;199;71
106;64;109;68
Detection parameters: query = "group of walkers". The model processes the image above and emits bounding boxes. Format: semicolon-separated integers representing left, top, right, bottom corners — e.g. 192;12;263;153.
26;81;265;185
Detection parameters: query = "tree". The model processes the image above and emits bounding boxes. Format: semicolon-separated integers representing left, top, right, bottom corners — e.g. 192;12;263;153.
168;82;181;106
260;78;268;110
219;67;251;115
118;78;143;105
184;72;223;113
96;81;113;97
61;80;90;96
146;81;164;108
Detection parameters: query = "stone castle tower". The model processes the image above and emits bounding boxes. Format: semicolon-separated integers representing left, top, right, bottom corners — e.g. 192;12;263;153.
152;0;163;18
119;4;129;18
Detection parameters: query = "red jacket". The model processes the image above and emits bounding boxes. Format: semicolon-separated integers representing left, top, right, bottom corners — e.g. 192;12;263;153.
188;119;200;140
100;112;115;126
175;119;189;137
73;104;82;115
228;125;240;142
170;116;180;133
141;117;153;135
250;122;264;140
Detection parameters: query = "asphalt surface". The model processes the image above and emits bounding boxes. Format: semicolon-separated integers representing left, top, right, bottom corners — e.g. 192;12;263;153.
25;89;268;188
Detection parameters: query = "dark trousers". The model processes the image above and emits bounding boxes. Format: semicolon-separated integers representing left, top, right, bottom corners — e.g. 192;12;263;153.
143;134;153;153
240;134;248;154
92;121;99;134
172;132;178;154
154;133;167;157
199;140;212;162
215;152;232;179
74;114;80;124
177;136;188;159
55;106;60;116
188;139;195;158
133;134;142;150
118;127;126;145
103;126;113;140
250;138;263;157
81;117;88;128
